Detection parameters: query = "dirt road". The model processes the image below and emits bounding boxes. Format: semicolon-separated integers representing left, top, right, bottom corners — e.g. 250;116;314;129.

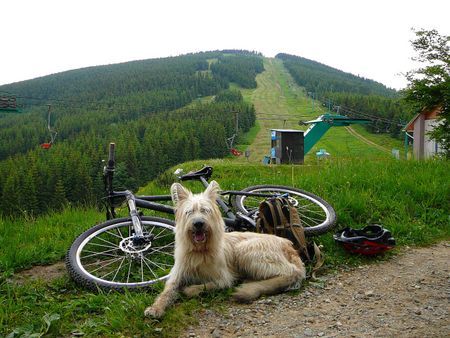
184;242;449;337
345;126;391;154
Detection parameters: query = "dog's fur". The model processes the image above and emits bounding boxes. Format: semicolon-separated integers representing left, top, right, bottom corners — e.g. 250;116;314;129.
144;181;305;318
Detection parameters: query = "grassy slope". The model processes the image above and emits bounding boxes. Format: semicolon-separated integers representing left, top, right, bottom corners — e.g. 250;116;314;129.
236;58;405;163
0;209;103;272
1;57;448;337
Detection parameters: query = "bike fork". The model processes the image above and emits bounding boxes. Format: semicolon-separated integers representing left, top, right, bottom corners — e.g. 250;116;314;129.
126;193;145;239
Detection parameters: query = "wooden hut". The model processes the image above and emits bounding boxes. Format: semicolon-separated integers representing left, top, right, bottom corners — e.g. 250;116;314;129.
404;106;443;159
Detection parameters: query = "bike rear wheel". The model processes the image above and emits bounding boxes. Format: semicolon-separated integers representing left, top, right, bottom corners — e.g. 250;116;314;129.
234;185;336;236
66;216;175;291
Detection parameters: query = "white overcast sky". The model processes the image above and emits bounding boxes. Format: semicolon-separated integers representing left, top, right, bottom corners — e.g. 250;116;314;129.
1;0;449;89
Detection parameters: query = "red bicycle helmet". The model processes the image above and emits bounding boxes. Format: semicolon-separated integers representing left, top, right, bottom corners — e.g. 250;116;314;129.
334;224;395;255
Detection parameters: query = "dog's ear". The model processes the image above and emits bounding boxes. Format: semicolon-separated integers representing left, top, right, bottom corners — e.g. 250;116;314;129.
171;183;190;206
205;180;220;200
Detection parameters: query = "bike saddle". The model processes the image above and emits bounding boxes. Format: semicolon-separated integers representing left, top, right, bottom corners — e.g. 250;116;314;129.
333;224;396;255
180;166;213;181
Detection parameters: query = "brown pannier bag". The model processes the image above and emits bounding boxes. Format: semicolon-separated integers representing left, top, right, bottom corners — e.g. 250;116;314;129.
256;197;324;279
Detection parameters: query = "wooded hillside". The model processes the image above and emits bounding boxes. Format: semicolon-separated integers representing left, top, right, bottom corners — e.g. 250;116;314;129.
0;51;262;217
276;53;410;136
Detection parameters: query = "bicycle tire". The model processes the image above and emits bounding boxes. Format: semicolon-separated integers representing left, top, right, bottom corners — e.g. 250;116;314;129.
66;216;175;291
233;185;336;236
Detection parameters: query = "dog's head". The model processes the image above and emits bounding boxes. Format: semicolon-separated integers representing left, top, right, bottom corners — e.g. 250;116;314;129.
171;180;224;250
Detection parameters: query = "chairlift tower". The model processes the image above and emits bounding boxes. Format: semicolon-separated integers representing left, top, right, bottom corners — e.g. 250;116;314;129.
302;114;371;155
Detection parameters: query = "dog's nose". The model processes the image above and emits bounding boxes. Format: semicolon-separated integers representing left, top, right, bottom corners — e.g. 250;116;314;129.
193;220;204;230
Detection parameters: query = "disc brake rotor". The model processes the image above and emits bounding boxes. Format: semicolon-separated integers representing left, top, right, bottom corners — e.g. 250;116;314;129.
119;235;153;254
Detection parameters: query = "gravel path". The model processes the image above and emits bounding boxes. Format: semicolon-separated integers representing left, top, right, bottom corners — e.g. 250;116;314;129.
184;242;449;338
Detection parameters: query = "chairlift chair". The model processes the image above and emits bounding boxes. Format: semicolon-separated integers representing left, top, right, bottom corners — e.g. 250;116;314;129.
226;134;242;156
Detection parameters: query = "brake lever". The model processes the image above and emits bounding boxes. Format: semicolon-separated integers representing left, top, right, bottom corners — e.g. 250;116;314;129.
173;168;184;180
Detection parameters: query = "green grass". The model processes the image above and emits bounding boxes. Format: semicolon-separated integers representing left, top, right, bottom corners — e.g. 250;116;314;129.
0;208;103;274
0;274;232;337
0;277;195;337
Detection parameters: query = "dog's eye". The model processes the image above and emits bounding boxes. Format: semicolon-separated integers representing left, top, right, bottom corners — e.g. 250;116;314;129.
184;209;193;216
200;207;211;214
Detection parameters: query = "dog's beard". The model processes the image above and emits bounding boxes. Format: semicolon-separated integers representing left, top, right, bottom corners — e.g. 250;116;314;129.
185;227;211;253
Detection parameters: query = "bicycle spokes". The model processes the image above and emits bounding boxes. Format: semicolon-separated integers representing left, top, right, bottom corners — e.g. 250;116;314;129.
78;222;174;285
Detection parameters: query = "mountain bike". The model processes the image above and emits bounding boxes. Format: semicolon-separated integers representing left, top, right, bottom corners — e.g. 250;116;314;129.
66;143;336;291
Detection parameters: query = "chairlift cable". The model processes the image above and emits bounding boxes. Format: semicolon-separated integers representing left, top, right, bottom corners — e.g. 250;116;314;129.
308;92;405;127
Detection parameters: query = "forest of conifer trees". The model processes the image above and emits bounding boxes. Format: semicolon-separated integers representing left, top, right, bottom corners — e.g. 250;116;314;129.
0;51;262;217
276;53;411;136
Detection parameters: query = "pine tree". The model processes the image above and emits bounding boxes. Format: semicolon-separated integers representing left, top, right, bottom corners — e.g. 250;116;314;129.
53;178;68;211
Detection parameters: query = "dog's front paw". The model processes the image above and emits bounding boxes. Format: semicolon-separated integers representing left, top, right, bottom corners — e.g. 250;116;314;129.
182;285;204;298
144;305;164;318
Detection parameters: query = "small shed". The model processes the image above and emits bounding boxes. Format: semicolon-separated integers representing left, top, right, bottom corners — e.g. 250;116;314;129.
270;129;304;164
404;106;443;159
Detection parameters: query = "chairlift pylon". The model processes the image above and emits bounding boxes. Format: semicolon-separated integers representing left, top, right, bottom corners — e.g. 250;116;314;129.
40;104;58;149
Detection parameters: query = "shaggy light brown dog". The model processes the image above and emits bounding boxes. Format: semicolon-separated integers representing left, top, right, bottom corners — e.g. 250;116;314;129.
144;181;305;318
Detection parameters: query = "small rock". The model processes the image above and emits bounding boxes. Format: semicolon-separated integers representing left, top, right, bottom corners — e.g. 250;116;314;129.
318;332;325;337
154;328;163;333
364;290;374;297
414;309;422;315
211;329;221;338
304;328;314;336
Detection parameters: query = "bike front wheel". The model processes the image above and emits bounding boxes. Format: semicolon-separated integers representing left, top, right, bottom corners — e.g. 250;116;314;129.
66;216;175;291
234;185;336;236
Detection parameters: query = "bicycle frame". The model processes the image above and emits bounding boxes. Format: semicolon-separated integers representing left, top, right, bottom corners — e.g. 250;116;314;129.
103;143;254;233
105;189;250;230
102;143;299;237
